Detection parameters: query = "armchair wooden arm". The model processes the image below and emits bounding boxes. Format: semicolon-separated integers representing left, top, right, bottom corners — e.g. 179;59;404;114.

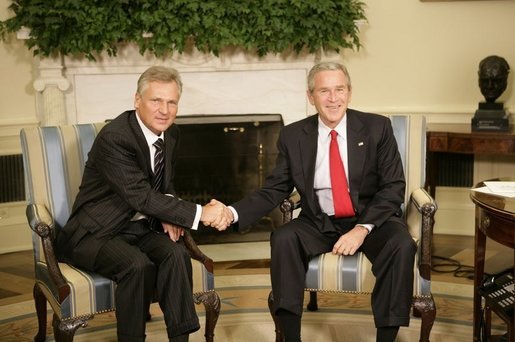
26;204;70;302
183;229;215;274
409;187;437;281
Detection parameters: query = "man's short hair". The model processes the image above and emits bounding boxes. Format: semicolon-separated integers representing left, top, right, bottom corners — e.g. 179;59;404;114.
307;62;352;92
137;66;183;97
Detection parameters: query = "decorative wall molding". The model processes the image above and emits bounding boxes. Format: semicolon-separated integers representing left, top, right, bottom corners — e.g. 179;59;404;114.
0;118;39;156
0;202;31;253
32;57;70;126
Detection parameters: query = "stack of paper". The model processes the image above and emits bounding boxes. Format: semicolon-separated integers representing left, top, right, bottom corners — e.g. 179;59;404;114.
471;181;515;198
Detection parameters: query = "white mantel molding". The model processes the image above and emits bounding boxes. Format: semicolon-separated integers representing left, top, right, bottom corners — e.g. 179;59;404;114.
31;44;342;126
33;77;70;92
36;45;345;125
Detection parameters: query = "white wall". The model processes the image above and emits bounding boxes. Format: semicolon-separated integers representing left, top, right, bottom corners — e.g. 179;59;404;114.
1;0;515;252
0;2;36;253
344;0;515;118
0;3;36;155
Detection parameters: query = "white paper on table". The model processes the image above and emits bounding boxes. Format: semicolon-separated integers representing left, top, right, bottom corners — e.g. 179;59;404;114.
471;181;515;198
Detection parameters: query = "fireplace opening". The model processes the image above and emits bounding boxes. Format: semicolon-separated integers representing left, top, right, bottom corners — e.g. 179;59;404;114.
174;114;284;244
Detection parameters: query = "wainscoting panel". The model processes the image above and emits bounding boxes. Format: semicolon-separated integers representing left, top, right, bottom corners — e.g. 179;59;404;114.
0;119;38;254
0;202;31;253
433;187;475;236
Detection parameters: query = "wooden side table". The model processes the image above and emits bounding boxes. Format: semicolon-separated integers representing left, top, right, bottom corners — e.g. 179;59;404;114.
426;124;515;198
470;179;515;341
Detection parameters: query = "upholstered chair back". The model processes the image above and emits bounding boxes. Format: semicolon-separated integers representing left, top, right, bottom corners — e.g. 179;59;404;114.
388;114;426;241
21;123;105;262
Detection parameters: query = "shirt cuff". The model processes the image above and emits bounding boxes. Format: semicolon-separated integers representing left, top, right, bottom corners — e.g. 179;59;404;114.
357;224;374;234
191;204;201;230
228;206;239;223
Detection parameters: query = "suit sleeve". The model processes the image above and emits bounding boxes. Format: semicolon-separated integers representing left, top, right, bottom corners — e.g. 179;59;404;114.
94;131;197;228
232;129;295;229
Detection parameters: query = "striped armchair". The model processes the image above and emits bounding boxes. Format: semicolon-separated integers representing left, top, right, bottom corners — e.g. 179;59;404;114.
267;114;437;342
20;123;220;342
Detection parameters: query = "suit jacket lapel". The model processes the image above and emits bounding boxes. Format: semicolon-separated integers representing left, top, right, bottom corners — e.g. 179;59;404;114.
346;110;367;205
128;112;153;176
128;111;176;188
163;127;177;189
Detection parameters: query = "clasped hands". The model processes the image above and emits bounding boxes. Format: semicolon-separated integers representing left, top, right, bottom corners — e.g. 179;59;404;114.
160;199;232;242
201;199;233;231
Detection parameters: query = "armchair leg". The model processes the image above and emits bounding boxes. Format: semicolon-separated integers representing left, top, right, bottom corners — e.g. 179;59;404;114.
306;291;318;311
33;284;47;342
52;313;92;342
413;296;436;342
194;291;221;342
268;291;284;342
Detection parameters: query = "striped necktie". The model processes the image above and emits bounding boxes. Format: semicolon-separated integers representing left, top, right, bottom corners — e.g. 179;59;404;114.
149;138;164;232
153;138;164;191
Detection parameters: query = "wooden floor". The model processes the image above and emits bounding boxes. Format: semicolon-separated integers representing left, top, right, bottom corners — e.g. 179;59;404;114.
0;234;512;307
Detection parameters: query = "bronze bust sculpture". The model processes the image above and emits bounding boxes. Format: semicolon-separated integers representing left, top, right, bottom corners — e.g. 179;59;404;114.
472;55;511;131
478;55;510;103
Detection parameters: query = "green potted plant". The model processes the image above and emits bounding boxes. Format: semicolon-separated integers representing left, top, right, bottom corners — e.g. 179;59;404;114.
0;0;366;60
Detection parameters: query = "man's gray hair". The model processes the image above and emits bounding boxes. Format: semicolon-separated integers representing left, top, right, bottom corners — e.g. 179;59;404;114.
137;66;183;97
307;62;351;92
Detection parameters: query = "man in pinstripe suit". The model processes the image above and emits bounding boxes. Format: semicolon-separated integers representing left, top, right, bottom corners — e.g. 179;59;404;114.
56;66;231;342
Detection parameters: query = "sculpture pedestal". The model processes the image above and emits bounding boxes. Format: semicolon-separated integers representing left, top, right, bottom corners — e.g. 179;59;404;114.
471;102;510;131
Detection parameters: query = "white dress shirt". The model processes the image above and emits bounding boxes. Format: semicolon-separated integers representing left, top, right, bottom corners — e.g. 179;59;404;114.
314;116;349;216
314;116;373;233
133;113;200;230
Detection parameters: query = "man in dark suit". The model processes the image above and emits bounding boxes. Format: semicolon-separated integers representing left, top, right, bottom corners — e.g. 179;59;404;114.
226;62;417;342
56;66;231;342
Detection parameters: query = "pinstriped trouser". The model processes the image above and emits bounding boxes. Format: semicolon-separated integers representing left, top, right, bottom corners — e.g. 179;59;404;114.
93;220;200;342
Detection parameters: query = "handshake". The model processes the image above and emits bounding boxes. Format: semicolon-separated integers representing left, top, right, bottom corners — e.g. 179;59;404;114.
200;199;234;231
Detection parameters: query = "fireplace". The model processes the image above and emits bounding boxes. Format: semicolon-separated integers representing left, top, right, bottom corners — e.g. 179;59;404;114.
29;46;323;245
174;113;284;244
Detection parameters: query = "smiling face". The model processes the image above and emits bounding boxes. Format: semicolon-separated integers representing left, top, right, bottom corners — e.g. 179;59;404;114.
134;80;180;135
307;69;352;129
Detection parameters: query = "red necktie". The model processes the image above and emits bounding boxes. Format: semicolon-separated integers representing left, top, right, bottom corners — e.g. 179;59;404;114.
329;130;354;218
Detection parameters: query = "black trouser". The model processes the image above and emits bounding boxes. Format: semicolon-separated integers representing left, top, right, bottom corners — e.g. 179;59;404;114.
270;217;416;328
93;221;200;342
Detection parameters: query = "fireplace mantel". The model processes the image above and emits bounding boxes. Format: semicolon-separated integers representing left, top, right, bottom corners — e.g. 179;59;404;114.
33;45;341;126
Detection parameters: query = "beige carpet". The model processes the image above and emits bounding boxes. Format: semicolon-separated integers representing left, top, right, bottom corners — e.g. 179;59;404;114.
0;299;475;342
0;243;508;341
74;311;473;342
0;277;506;342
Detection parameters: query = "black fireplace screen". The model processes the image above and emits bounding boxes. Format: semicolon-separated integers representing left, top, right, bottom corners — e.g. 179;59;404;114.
174;114;284;244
